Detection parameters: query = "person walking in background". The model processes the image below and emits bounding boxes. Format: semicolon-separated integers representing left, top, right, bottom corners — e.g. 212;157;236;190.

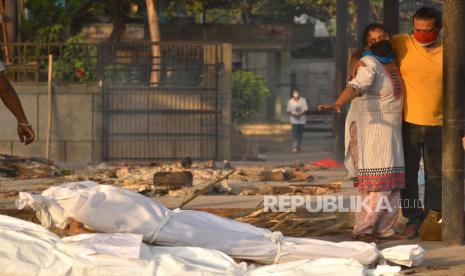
319;23;405;243
286;89;308;153
0;61;35;145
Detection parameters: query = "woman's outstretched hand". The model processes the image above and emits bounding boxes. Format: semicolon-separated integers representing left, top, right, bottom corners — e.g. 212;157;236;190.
318;104;342;113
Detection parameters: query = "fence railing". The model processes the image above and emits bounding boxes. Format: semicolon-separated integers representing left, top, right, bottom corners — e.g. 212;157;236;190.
96;41;224;161
0;42;222;86
0;42;97;83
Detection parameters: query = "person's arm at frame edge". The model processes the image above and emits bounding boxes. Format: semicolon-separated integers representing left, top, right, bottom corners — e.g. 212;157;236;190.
0;71;35;145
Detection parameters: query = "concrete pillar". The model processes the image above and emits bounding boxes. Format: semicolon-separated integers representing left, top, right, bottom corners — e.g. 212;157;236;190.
383;0;399;34
442;0;465;245
276;50;292;122
219;43;233;161
266;51;277;121
334;0;348;162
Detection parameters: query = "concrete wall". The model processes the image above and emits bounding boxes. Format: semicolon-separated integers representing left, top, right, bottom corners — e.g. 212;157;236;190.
230;53;335;123
80;23;314;50
291;58;335;112
0;84;101;163
0;82;232;163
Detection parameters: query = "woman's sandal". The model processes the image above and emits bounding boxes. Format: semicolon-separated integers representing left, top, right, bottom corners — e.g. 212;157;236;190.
354;233;379;243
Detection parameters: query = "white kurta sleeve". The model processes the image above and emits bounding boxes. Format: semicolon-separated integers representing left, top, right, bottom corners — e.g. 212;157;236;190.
0;61;5;72
347;56;377;96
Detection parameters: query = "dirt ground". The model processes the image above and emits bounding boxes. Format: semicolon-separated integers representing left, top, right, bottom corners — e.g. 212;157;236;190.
3;126;465;275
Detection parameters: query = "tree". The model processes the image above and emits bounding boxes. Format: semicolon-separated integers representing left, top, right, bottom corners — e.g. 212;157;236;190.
22;0;107;42
107;0;126;41
232;70;270;123
145;0;160;85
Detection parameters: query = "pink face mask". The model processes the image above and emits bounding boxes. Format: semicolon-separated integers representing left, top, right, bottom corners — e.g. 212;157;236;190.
413;31;439;46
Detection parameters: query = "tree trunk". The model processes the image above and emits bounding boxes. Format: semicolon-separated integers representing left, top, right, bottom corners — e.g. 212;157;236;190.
4;0;17;43
145;0;160;85
108;0;125;42
334;0;348;162
442;0;465;245
0;0;11;64
383;0;399;35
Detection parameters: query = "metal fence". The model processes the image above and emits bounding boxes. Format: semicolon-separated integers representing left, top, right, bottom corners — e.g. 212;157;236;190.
98;42;224;161
1;42;97;83
1;41;225;161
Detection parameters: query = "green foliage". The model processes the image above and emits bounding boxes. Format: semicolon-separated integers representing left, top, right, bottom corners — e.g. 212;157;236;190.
163;0;338;24
35;24;64;43
23;0;108;41
232;70;270;123
163;0;233;18
24;0;70;40
53;36;97;83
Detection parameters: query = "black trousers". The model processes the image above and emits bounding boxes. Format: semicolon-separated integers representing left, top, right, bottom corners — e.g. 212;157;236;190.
401;122;442;226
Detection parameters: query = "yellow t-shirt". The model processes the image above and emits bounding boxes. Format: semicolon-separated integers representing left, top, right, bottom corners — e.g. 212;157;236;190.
392;34;443;126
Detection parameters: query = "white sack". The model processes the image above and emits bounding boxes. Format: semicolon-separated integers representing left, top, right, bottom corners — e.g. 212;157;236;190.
366;265;402;276
156;209;281;264
16;181;172;243
0;215;58;276
279;237;379;266
381;245;425;267
246;258;366;276
0;215;244;276
17;181;380;265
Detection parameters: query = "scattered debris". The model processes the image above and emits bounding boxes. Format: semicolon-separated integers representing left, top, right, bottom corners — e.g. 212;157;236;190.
235;210;348;237
0;154;57;179
264;169;290;181
290;182;342;195
311;158;344;169
153;171;193;189
239;182;341;196
223;160;232;169
181;157;193;169
178;170;236;209
0;158;344;213
53;169;75;176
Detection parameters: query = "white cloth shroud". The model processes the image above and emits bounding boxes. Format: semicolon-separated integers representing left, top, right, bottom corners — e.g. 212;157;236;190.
0;214;245;276
246;258;366;276
381;245;425;267
17;181;380;265
0;215;403;276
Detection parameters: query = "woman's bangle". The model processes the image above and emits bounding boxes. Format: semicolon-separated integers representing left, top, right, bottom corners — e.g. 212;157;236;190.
17;122;32;127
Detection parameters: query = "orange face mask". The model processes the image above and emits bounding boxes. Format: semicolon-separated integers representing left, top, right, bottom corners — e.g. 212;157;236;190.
413;31;438;45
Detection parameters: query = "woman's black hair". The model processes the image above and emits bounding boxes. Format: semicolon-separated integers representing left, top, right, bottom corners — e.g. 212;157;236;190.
413;7;442;29
361;23;392;48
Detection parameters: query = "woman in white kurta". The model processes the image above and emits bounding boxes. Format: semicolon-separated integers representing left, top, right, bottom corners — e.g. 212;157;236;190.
319;23;405;243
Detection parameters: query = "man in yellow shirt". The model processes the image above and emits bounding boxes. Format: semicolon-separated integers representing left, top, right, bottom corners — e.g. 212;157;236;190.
349;7;443;239
395;7;443;239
